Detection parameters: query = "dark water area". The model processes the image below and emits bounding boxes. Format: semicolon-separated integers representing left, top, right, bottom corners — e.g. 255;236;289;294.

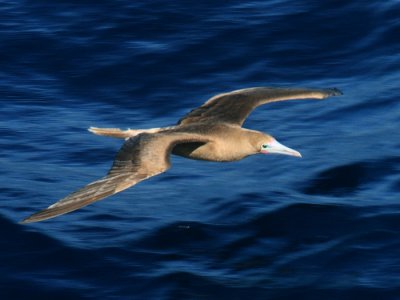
1;1;400;299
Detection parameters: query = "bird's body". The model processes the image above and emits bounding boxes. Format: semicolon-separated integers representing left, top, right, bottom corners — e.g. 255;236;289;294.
22;87;342;223
171;123;264;162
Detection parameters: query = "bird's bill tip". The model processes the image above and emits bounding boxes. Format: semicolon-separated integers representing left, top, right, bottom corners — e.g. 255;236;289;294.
290;150;302;158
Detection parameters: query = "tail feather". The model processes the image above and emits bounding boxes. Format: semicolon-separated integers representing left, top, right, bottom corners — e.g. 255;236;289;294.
89;126;173;139
88;127;143;139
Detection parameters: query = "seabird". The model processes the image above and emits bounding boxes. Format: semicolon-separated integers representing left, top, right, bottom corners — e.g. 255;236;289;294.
21;87;342;223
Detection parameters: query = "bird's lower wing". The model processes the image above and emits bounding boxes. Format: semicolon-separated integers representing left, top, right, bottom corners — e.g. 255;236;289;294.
20;173;144;224
21;131;210;224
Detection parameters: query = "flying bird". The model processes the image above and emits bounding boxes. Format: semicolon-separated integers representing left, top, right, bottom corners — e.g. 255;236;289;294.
21;87;342;223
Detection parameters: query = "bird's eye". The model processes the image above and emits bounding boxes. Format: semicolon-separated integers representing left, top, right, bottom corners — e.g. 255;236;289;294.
262;144;268;149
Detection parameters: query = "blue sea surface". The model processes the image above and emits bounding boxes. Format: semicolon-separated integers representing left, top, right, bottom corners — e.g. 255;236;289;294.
1;1;400;299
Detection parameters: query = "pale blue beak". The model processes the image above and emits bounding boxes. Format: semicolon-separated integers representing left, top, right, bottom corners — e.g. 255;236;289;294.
261;139;302;158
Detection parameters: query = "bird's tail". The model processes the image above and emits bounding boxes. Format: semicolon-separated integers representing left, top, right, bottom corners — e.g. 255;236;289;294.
88;127;145;139
89;126;175;139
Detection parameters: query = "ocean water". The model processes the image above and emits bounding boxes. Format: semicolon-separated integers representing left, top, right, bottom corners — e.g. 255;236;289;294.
1;1;400;299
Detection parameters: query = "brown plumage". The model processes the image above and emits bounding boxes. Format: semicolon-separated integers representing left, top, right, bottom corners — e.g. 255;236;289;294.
21;87;342;223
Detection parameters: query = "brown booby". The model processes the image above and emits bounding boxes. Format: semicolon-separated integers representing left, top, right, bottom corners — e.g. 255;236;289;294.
21;87;342;223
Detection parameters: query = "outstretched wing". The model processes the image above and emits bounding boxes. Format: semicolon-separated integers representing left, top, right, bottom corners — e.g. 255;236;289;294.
21;132;209;223
178;87;342;126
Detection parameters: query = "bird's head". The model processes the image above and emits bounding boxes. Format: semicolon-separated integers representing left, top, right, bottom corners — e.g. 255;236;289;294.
258;134;302;158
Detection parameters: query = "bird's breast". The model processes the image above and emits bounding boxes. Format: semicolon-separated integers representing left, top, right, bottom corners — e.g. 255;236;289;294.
172;140;249;162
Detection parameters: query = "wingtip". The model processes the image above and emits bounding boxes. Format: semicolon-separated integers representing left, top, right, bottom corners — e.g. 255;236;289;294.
19;208;57;224
19;216;35;225
327;87;343;96
19;214;43;224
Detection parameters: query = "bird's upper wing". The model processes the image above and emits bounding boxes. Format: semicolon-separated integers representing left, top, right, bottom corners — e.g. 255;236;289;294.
178;87;342;126
21;132;210;223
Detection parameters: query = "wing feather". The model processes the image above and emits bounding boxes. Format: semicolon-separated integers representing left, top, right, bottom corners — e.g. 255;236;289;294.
21;132;209;223
178;87;342;126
